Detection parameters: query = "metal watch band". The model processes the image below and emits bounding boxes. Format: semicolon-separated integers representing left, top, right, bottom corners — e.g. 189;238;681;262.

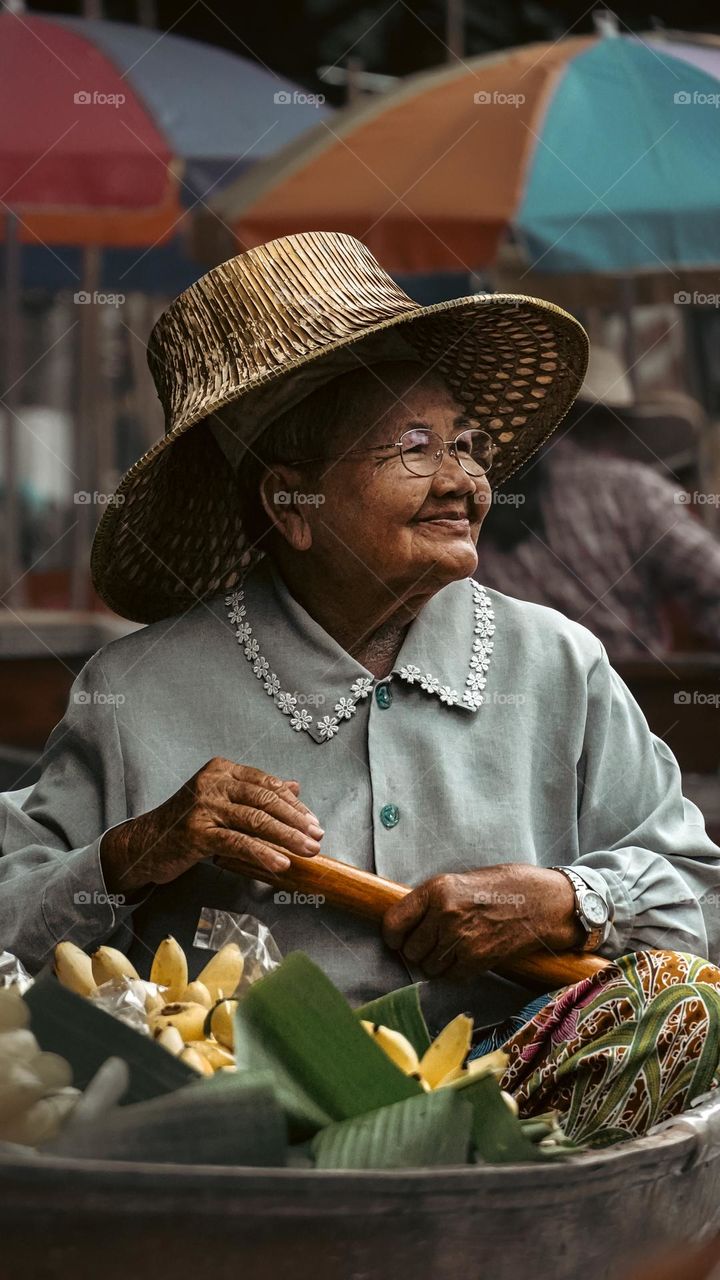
553;866;606;952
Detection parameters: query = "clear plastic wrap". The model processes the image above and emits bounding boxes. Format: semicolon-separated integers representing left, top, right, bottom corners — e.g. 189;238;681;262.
193;907;282;996
89;978;164;1036
0;950;33;995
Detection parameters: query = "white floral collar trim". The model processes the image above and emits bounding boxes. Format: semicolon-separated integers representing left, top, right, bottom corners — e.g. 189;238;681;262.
224;579;495;742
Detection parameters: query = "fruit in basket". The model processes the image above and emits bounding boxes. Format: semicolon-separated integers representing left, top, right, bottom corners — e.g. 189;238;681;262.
91;946;139;986
155;1025;185;1056
207;999;239;1050
360;1022;420;1075
54;942;98;997
187;1039;235;1071
179;1045;213;1076
0;989;79;1145
182;980;212;1009
150;936;188;1002
149;1001;209;1041
418;1013;474;1089
196;943;244;1002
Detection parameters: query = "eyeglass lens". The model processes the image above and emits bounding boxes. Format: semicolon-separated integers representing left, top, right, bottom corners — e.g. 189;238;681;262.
399;428;494;476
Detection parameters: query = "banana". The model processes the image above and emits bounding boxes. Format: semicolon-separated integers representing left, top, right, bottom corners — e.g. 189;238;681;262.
145;989;165;1017
207;999;238;1050
0;1088;79;1146
54;942;97;998
180;1045;213;1077
150;1002;208;1042
196;943;244;1002
182;980;212;1009
436;1049;509;1090
187;1038;235;1071
0;1063;48;1124
155;1026;185;1057
0;989;30;1032
91;946;139;987
418;1013;474;1089
150;936;188;1002
360;1021;420;1075
501;1090;519;1115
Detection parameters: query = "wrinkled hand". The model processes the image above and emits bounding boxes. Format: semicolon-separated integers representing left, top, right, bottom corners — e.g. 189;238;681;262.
382;864;582;980
101;756;324;895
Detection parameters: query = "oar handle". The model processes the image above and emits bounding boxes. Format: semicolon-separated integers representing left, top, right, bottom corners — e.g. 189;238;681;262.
220;849;610;990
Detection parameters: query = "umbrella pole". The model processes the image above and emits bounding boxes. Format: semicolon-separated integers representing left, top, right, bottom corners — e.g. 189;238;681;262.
70;246;101;610
2;209;25;609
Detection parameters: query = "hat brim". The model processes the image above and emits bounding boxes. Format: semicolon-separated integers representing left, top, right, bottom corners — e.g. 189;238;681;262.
91;292;588;623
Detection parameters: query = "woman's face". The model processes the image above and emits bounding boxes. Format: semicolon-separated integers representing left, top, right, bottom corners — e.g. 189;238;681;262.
267;363;493;597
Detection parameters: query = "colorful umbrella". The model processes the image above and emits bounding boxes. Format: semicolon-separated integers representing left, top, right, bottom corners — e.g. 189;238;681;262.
0;11;331;247
206;31;720;278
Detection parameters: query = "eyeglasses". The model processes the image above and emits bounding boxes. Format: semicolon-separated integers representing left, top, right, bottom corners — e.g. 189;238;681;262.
283;427;496;478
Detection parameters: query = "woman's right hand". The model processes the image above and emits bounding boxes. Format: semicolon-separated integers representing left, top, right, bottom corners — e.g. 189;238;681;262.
99;756;324;896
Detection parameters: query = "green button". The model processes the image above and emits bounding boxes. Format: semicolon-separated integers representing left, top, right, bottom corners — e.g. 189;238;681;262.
380;803;400;829
375;683;393;709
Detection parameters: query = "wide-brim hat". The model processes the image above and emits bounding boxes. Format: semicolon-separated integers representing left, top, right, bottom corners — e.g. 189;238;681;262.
91;230;589;623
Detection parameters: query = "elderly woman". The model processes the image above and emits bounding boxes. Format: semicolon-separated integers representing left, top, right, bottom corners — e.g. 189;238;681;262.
2;231;720;1146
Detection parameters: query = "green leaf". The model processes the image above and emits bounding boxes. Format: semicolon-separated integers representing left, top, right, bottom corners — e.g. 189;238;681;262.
234;953;422;1140
24;970;195;1104
312;1089;473;1169
461;1072;565;1164
355;983;431;1057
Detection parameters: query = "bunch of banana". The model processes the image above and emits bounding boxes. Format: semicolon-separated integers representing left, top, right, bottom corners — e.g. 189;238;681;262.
361;1013;516;1109
0;987;79;1146
53;937;244;1078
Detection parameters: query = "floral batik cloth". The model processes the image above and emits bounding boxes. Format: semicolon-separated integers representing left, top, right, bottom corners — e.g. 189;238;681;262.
471;949;720;1147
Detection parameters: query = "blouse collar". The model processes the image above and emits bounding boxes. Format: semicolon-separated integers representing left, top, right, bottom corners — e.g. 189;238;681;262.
225;558;495;745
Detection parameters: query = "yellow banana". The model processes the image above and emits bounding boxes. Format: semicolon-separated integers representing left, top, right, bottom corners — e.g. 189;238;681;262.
54;942;97;998
182;980;212;1009
91;946;139;987
208;999;238;1050
186;1038;235;1071
418;1013;474;1089
180;1045;213;1077
436;1049;509;1090
150;1002;208;1042
360;1021;420;1075
155;1026;185;1057
150;936;188;1002
145;989;165;1017
196;943;244;1002
501;1090;519;1115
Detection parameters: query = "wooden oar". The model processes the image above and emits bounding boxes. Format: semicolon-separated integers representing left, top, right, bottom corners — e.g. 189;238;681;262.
219;848;610;990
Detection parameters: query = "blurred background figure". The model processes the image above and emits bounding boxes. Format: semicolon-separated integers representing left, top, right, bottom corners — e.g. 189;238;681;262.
476;346;720;660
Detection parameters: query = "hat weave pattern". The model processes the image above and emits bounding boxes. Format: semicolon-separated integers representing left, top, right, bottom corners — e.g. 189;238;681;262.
91;231;588;623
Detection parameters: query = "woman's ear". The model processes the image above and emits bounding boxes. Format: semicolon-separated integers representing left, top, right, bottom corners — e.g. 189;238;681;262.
259;465;314;552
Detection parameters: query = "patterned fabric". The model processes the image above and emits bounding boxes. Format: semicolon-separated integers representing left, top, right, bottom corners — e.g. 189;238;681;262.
477;439;720;658
479;950;720;1146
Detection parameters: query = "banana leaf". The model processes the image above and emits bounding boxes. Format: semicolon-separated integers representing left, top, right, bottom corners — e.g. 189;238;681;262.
355;983;431;1056
233;952;422;1140
312;1089;473;1170
24;969;195;1104
460;1072;558;1164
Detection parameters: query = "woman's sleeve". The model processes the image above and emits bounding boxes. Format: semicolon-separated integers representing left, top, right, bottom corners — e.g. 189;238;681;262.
559;645;720;961
0;652;147;972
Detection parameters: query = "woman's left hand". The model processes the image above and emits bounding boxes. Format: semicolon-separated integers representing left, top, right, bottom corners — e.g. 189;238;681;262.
382;864;584;979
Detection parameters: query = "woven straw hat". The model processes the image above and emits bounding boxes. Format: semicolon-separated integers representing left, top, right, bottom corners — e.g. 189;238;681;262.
91;230;588;623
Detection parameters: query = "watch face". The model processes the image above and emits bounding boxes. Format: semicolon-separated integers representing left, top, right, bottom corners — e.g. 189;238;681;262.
583;892;608;927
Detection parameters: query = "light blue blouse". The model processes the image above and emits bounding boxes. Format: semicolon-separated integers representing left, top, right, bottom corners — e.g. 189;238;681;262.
1;555;718;1032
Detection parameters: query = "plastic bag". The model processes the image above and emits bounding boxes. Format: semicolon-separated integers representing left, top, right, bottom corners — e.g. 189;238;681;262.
0;950;33;995
90;978;164;1037
193;907;282;996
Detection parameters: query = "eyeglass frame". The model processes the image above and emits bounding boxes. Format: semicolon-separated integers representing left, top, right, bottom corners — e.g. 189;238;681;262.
280;425;498;478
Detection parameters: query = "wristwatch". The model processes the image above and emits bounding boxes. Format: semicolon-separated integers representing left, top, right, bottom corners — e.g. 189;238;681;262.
553;867;610;951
